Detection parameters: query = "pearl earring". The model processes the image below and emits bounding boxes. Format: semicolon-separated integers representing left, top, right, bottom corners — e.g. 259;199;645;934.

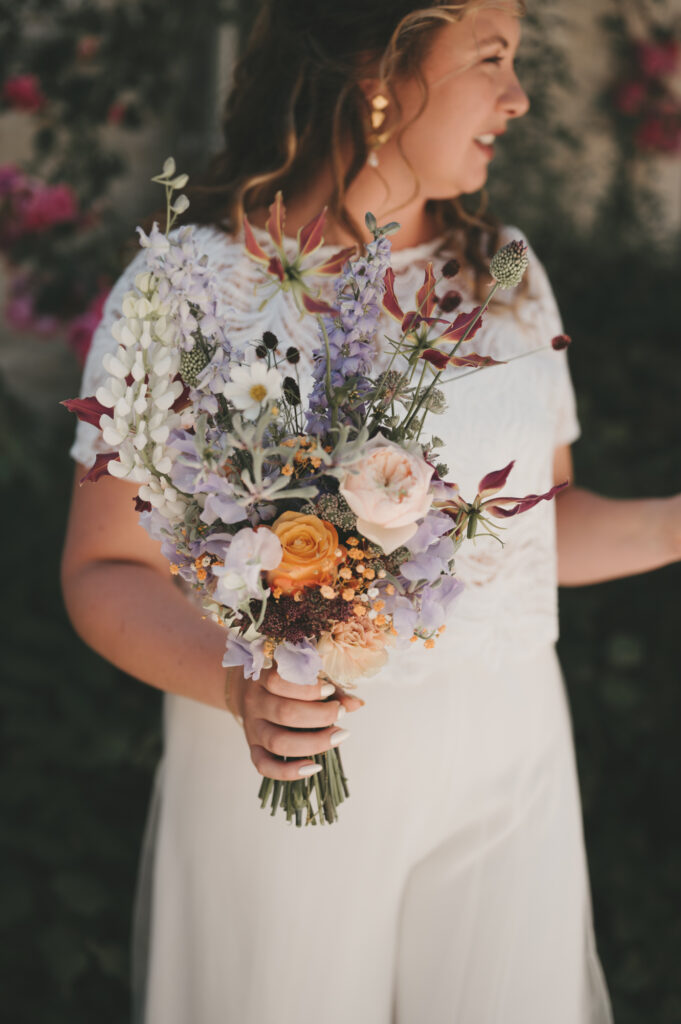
367;93;389;168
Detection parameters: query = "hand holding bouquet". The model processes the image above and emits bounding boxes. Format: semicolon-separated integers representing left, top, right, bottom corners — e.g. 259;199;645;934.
64;159;567;826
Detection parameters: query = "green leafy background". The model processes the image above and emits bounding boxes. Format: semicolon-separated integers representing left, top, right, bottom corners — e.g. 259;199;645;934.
1;1;680;1021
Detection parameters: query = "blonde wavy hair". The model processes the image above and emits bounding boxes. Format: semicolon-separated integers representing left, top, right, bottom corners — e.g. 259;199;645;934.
139;0;529;303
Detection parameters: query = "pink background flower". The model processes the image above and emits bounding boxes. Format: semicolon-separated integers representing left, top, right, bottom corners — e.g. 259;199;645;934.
2;74;46;113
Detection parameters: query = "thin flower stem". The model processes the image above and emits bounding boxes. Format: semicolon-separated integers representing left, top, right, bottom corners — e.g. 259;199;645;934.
318;316;338;430
402;281;502;435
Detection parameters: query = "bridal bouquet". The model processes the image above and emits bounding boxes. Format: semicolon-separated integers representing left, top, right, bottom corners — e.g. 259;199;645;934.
64;158;566;826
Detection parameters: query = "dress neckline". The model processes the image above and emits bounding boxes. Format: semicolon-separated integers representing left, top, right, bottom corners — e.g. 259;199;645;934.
245;221;449;268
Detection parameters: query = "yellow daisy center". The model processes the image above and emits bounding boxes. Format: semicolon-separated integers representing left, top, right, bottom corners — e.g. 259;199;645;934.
249;384;267;402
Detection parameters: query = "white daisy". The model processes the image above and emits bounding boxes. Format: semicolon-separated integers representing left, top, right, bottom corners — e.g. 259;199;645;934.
222;362;282;419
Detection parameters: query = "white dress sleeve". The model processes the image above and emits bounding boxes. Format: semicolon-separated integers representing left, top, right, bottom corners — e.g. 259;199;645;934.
507;226;581;448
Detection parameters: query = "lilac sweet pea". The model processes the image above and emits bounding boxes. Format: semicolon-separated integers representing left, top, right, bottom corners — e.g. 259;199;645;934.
419;577;464;632
401;536;456;584
212;527;282;608
274;640;323;686
222;634;267;681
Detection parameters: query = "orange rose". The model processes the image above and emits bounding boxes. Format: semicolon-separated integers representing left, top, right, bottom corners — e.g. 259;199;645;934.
267;511;343;595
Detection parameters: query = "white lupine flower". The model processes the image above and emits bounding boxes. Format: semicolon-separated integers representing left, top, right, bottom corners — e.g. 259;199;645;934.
133;389;149;415
152;352;174;377
134;271;153;293
102;352;129;379
100;414;126;447
122;294;139;318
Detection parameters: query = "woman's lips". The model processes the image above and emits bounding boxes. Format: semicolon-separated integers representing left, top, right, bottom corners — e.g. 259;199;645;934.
474;138;494;159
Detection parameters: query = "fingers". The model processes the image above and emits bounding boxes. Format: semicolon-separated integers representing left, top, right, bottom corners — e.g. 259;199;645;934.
258;690;344;730
251;719;348;760
249;745;325;782
261;670;364;712
260;670;333;702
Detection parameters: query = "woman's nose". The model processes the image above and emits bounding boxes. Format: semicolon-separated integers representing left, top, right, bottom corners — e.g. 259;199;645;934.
502;74;530;119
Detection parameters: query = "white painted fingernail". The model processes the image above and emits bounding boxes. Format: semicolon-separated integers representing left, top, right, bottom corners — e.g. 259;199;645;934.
334;705;346;725
298;763;323;777
330;729;350;747
320;683;335;698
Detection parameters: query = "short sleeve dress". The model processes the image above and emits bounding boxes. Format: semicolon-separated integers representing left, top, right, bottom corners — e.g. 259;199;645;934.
70;222;614;1024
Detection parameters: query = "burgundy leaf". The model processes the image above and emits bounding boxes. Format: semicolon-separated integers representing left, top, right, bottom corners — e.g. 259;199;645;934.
265;191;285;249
485;481;569;517
314;246;356;277
267;255;285;282
171;381;192;413
79;452;119;484
401;310;422;334
448;353;506;369
61;395;112;426
382;266;404;321
301;293;338;316
438;305;484;344
416;262;437;318
477;461;515;498
420;348;449;369
298;207;327;257
242;216;269;264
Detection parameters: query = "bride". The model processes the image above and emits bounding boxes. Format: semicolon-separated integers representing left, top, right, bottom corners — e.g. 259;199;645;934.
61;1;681;1021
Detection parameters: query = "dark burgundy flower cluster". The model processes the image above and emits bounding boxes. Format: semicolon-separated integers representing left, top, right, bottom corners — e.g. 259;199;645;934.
252;589;356;645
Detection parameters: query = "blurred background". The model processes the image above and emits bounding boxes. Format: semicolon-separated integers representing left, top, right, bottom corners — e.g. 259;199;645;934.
1;0;680;1021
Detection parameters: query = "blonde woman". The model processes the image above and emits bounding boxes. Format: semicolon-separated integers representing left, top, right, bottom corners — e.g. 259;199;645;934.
61;2;681;1021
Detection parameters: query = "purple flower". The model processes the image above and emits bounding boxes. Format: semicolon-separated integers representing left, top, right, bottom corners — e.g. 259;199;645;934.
201;491;245;526
305;232;392;434
401;536;456;584
381;592;419;640
274;640;323;686
222;635;267;681
212;527;282;607
405;512;452;554
419;577;464;631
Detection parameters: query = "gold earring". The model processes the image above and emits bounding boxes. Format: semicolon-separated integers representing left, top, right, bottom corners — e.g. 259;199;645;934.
367;93;389;167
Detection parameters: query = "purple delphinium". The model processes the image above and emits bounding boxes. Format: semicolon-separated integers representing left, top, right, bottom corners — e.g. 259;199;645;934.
306;232;392;434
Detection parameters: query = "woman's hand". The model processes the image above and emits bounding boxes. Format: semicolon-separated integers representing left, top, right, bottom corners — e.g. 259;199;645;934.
228;668;363;781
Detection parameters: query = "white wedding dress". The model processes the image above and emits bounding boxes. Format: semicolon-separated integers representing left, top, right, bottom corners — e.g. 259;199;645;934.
70;220;615;1024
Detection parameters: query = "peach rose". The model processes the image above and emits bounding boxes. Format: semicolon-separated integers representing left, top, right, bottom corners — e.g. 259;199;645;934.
267;511;343;595
339;434;434;554
317;619;390;686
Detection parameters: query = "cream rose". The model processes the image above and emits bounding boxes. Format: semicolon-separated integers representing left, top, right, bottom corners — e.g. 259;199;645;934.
338;434;434;554
317;619;390;686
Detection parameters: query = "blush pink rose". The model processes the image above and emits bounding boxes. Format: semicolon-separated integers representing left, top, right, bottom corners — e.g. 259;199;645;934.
318;619;390;686
339;433;434;554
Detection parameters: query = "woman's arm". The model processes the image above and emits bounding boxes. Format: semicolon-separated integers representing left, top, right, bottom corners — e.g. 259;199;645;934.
61;465;232;709
61;466;361;781
553;444;681;586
